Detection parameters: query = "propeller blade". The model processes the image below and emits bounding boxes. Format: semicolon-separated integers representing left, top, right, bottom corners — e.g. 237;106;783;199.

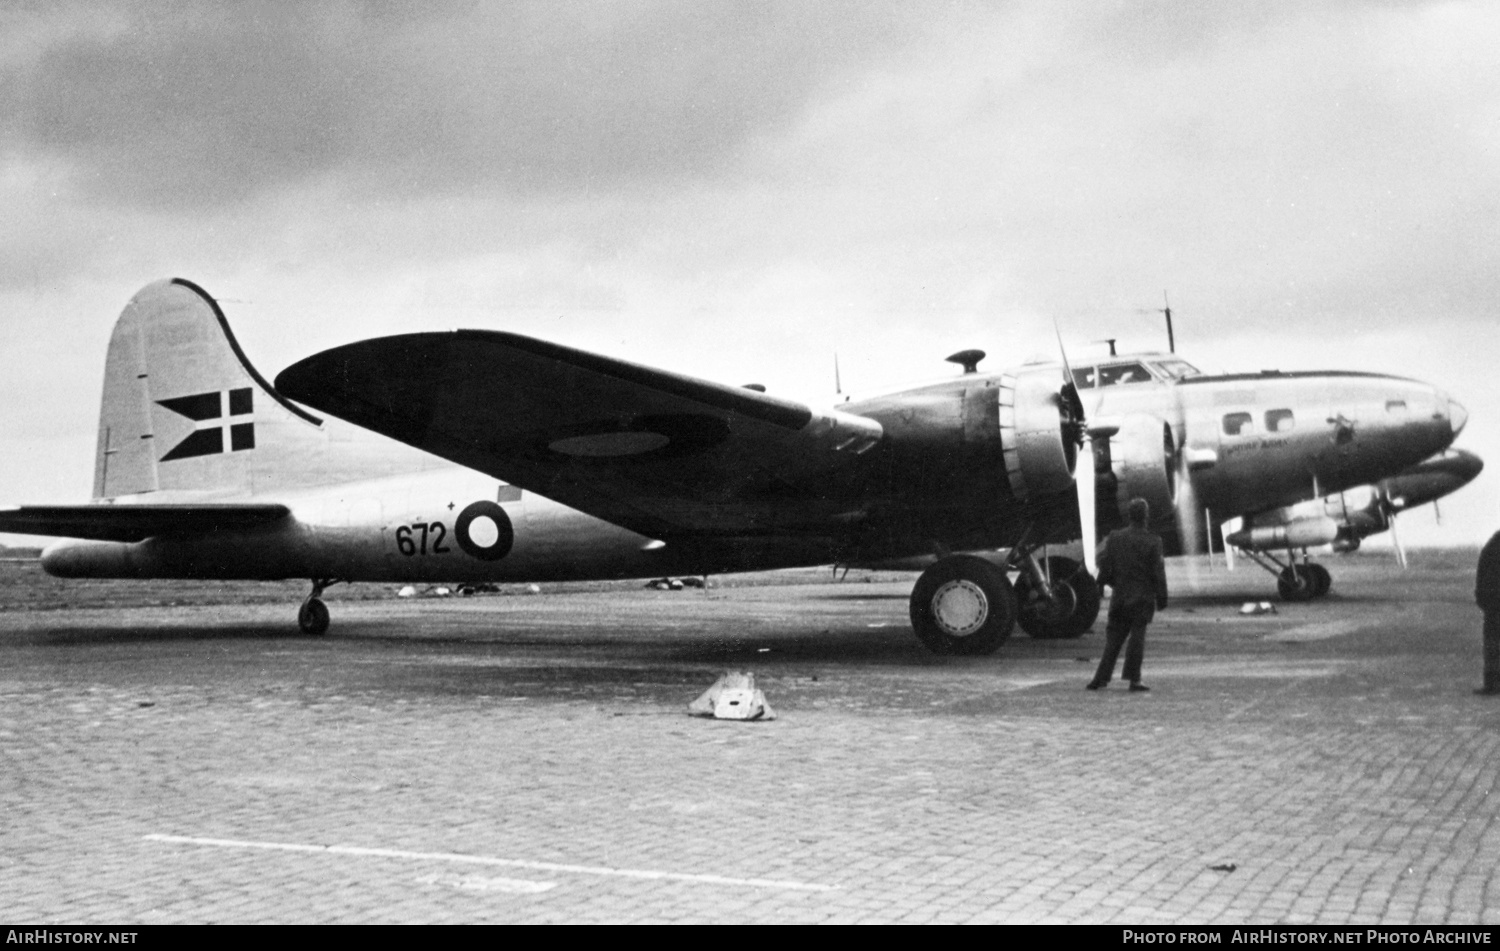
1390;511;1408;569
1077;436;1098;575
1223;517;1241;571
1174;434;1205;556
1053;320;1096;576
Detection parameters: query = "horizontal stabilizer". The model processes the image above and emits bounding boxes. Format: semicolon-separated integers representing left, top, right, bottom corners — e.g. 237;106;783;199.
0;503;291;543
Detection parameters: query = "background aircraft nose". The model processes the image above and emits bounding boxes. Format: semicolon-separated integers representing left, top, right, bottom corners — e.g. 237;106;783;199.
1445;446;1484;483
1449;398;1469;437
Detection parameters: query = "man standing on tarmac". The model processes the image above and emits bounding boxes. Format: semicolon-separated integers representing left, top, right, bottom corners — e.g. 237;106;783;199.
1088;497;1169;693
1475;530;1500;695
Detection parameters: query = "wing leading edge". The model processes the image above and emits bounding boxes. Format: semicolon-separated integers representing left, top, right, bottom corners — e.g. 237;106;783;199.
275;331;883;540
0;504;291;543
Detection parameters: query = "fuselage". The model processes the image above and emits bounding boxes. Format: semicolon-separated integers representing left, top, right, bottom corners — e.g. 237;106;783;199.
37;345;1469;584
1083;361;1465;518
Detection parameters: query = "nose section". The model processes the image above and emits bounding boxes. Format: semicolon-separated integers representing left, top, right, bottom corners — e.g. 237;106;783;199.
1443;447;1484;484
1449;398;1469;438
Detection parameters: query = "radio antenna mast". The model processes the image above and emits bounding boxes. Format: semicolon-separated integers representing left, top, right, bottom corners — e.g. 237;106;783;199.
1159;291;1175;354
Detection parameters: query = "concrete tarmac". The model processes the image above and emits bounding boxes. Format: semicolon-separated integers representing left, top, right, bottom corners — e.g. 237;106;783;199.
1;551;1497;924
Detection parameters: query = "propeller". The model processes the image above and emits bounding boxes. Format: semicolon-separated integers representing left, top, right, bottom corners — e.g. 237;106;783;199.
1222;517;1241;571
1380;489;1408;569
1388;508;1408;568
1166;380;1207;559
1173;431;1205;557
1054;325;1098;575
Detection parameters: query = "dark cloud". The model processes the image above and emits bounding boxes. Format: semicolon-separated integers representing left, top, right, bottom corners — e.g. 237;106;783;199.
6;0;924;209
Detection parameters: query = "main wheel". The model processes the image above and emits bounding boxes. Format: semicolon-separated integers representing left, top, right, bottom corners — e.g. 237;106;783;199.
298;597;330;635
1016;556;1102;639
1277;565;1317;602
909;555;1017;656
1306;563;1332;598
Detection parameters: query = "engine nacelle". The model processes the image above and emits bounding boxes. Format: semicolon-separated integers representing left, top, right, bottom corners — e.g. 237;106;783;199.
1226;517;1341;551
1104;414;1176;531
999;368;1077;500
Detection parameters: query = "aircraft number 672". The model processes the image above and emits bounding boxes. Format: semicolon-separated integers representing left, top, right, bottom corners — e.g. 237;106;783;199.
395;522;450;557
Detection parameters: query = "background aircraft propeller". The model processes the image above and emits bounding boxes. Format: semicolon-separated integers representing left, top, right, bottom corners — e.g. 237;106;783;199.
1380;488;1409;568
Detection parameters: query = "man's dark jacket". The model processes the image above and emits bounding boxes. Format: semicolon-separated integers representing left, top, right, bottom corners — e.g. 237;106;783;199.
1097;525;1169;609
1477;531;1500;611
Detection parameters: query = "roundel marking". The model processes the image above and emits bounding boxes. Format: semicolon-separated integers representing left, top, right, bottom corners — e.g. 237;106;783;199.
548;431;671;458
454;501;515;561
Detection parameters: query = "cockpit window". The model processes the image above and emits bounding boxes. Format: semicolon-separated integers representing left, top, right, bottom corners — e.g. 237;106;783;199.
1223;412;1253;436
1097;362;1152;387
1071;367;1097;389
1265;408;1295;433
1153;358;1201;381
1386;400;1407;413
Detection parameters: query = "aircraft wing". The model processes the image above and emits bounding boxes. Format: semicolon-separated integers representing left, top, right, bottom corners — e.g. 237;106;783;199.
275;331;884;540
0;504;291;543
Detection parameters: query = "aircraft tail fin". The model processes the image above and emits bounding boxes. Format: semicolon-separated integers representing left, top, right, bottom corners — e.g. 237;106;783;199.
93;279;326;500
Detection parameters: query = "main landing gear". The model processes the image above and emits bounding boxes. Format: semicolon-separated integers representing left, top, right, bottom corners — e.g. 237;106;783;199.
1013;554;1101;640
298;578;341;635
910;555;1017;655
1234;549;1332;602
908;541;1102;655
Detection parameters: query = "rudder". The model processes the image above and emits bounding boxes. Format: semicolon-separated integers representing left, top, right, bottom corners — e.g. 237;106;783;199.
93;279;325;500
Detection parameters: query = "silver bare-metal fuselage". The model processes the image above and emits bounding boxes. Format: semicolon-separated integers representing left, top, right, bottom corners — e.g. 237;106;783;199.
1096;369;1464;519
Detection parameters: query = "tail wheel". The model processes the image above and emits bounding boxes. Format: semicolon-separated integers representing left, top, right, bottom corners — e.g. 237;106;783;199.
909;555;1017;656
1277;565;1317;602
298;597;330;635
1016;556;1101;639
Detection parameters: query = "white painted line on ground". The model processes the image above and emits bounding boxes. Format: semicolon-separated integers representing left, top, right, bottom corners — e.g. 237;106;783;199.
144;834;837;892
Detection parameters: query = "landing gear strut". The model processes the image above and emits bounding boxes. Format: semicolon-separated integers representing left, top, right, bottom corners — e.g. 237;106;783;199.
1014;554;1101;639
1234;548;1332;602
298;578;340;635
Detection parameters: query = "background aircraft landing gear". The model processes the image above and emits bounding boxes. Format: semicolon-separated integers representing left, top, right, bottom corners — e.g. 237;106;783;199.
1277;565;1316;602
909;554;1017;656
298;578;339;635
1014;555;1101;639
1237;548;1333;602
1277;562;1331;601
1306;563;1331;597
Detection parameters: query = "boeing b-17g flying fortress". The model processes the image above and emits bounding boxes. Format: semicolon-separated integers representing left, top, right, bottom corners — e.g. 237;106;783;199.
0;279;1481;654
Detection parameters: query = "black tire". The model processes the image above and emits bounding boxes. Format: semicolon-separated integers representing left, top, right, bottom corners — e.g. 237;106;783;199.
298;597;330;635
1307;563;1332;598
909;555;1017;656
1277;565;1316;602
1016;556;1101;639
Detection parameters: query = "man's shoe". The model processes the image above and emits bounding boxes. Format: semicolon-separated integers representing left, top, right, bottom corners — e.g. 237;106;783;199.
1085;681;1105;691
1129;682;1150;692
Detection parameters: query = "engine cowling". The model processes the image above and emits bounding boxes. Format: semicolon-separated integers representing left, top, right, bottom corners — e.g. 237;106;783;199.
998;368;1078;500
1103;414;1176;531
1226;517;1340;551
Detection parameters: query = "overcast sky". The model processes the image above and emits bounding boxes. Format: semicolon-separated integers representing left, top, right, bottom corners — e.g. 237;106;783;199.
2;0;1496;553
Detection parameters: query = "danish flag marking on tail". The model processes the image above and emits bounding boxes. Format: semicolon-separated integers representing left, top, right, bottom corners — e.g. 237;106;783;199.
158;387;255;461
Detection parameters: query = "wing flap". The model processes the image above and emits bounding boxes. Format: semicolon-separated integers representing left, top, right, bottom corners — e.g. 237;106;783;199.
275;331;882;538
0;504;292;543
